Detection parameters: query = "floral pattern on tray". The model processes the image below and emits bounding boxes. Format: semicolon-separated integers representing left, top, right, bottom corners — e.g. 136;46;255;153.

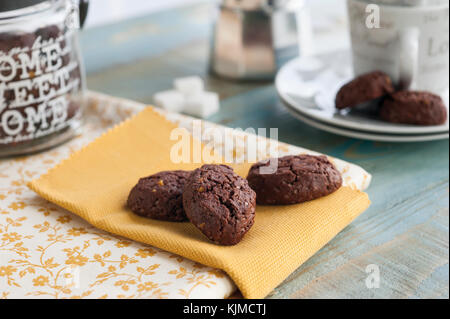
0;91;371;299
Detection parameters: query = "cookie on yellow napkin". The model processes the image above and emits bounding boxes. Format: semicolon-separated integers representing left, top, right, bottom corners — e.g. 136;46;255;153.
28;107;370;299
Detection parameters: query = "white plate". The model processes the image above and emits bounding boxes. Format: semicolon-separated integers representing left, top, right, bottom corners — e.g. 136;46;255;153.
282;101;449;142
276;51;450;135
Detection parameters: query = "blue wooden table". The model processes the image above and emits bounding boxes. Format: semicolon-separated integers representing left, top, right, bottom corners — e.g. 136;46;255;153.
82;2;449;299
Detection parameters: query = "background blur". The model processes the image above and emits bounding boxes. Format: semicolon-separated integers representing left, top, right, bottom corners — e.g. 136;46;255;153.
85;0;346;29
85;0;204;27
84;0;348;54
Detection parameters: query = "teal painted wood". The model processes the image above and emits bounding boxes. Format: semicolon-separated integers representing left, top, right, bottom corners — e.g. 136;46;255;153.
81;2;213;74
82;2;449;299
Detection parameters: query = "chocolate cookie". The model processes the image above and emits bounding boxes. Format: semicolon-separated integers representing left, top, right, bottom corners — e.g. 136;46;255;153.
380;91;448;126
335;71;395;109
247;155;342;205
183;165;256;246
127;170;191;222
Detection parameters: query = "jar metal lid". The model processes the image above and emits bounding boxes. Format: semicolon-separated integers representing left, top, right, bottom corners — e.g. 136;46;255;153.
0;0;47;12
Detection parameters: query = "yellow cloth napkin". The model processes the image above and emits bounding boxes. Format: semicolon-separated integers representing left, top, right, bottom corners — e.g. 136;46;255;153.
28;107;371;299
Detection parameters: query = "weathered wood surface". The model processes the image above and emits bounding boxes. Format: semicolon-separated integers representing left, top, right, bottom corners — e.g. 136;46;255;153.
82;2;449;299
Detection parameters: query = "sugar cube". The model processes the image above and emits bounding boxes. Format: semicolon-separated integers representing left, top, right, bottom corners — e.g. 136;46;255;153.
184;92;220;119
153;90;185;113
174;76;205;96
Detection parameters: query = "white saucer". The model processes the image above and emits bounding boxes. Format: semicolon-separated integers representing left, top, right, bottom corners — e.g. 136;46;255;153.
276;50;449;135
282;101;449;142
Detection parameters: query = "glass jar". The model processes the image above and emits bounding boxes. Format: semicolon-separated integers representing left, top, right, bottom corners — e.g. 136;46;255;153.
0;0;88;157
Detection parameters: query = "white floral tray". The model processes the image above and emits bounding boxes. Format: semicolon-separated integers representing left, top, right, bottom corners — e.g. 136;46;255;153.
0;91;371;299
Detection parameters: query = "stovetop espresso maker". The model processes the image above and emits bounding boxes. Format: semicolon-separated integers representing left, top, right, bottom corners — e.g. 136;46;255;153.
210;0;306;80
